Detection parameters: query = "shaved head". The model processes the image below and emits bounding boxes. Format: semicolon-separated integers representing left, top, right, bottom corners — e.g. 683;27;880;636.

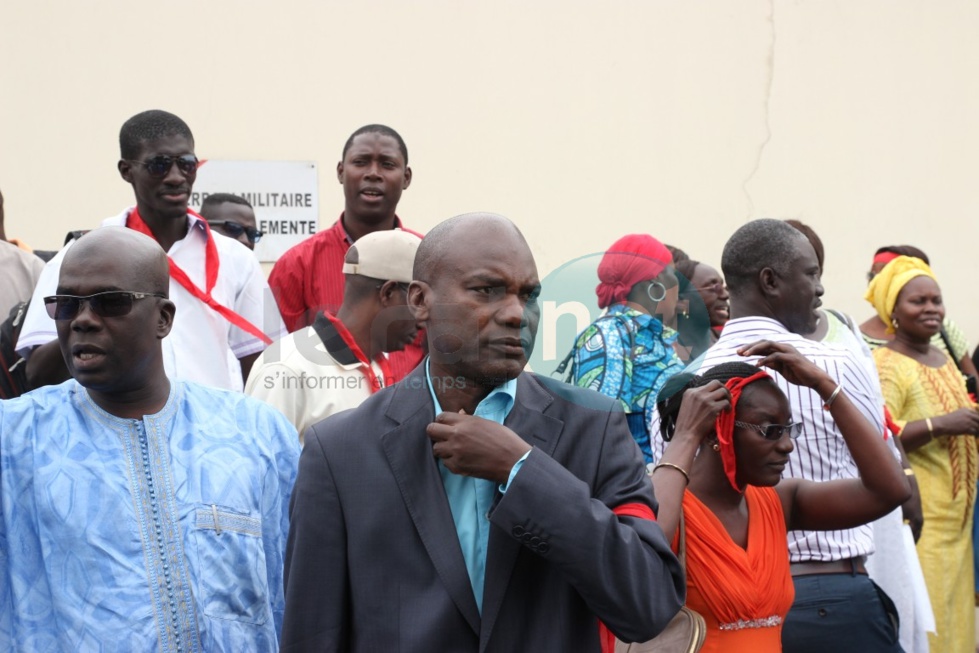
55;227;175;415
413;212;528;284
409;212;539;387
61;227;169;295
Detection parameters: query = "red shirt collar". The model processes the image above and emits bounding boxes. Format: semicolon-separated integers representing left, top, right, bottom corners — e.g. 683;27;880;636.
337;213;404;245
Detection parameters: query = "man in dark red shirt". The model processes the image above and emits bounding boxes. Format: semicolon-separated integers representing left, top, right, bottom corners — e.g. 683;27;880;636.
268;125;424;381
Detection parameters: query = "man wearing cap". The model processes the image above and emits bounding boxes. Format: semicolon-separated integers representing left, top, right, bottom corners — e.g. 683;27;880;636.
247;229;423;441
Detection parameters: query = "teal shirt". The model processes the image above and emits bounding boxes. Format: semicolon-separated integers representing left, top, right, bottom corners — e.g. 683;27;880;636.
425;360;526;613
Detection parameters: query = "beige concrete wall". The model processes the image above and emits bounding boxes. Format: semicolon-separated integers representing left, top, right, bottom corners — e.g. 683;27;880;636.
2;1;978;346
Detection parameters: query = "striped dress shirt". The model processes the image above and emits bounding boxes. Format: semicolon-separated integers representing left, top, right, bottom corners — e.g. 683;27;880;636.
649;316;883;562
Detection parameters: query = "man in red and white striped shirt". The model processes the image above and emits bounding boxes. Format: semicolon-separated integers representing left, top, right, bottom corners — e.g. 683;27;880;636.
268;125;424;382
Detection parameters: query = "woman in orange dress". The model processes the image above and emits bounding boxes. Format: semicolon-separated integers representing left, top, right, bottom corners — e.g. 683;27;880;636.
651;342;910;652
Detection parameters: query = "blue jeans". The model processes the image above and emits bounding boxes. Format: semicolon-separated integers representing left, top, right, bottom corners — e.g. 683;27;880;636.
782;573;904;653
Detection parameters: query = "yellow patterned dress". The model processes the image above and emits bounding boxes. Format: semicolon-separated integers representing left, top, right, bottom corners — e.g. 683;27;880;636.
874;346;978;653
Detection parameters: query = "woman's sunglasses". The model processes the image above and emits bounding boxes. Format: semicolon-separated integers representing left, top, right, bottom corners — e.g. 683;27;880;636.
734;419;803;441
208;220;264;244
127;154;199;178
43;291;167;321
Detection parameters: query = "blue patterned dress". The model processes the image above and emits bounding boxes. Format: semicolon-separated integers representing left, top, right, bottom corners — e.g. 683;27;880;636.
572;304;683;463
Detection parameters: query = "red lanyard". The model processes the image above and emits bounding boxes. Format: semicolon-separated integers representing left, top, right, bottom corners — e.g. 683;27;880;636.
322;312;390;393
126;208;272;345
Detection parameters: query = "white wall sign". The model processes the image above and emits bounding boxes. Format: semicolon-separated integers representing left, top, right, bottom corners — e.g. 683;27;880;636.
189;160;319;262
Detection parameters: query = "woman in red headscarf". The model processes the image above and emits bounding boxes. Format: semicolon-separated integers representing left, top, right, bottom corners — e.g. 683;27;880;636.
650;341;910;653
571;233;684;465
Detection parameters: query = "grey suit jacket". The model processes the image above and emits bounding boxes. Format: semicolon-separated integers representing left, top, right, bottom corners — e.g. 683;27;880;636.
281;368;684;652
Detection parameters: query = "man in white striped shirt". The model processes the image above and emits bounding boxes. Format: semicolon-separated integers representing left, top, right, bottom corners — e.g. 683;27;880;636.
650;219;903;652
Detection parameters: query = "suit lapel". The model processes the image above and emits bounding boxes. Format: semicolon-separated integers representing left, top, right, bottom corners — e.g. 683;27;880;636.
479;374;564;651
380;369;481;635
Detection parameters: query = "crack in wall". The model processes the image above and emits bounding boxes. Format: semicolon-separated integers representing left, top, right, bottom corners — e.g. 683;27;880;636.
742;0;777;218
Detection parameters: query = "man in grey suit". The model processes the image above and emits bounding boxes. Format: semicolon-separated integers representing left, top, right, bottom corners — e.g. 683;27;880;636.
281;213;684;652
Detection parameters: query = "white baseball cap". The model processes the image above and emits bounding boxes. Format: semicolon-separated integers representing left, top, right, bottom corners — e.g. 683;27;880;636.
341;229;421;283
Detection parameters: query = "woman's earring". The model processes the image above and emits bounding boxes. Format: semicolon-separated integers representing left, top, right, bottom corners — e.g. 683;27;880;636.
647;281;667;303
891;317;899;329
711;442;720;452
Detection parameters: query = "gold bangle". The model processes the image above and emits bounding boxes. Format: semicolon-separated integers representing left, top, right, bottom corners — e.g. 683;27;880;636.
903;468;915;477
925;417;934;438
822;384;843;410
652;462;690;485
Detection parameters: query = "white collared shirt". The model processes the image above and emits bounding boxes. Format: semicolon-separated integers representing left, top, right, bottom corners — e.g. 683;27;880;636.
17;208;286;391
649;315;884;562
244;325;386;443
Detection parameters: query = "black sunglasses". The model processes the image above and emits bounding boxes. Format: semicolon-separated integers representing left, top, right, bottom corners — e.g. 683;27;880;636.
127;154;199;178
734;419;803;441
44;291;167;321
207;220;263;244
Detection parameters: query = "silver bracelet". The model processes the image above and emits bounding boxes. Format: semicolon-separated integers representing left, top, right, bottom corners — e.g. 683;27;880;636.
822;384;843;410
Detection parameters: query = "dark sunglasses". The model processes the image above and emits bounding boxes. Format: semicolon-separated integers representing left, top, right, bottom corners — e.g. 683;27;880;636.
127;154;199;178
207;220;263;244
44;291;167;321
734;419;803;441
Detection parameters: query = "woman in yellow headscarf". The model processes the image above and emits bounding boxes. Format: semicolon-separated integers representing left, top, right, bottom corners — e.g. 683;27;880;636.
867;255;979;653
